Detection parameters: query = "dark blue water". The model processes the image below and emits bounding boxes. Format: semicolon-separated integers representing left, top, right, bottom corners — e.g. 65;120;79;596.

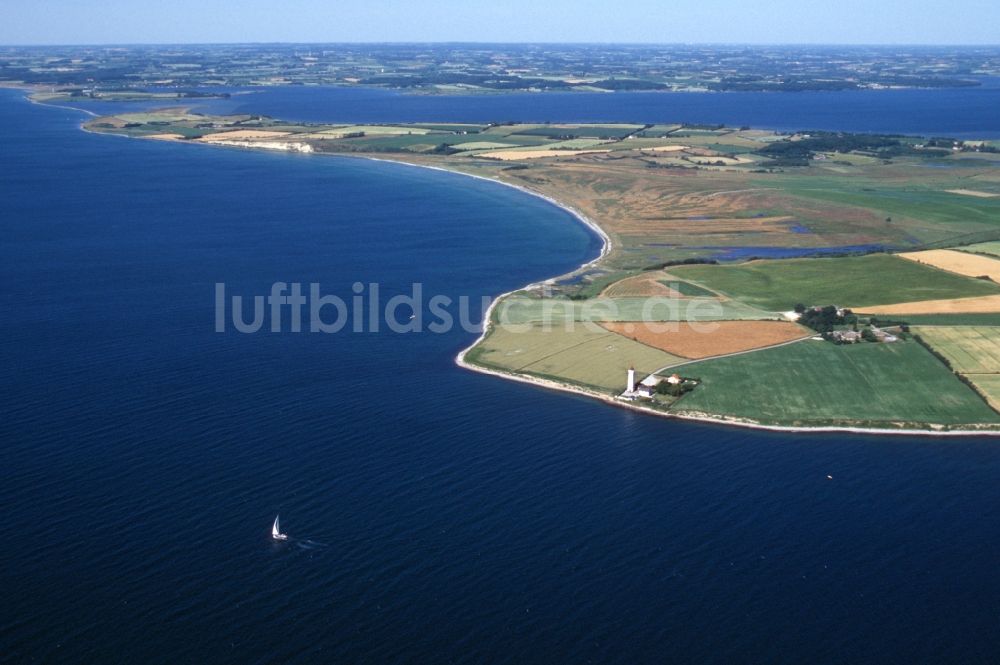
156;82;1000;138
4;88;1000;663
700;244;888;260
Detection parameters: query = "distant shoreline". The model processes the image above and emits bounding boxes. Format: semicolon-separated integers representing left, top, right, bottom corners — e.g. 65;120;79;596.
39;94;1000;436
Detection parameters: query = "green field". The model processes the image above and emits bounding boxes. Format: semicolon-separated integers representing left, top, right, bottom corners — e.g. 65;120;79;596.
874;313;1000;326
494;295;777;326
670;254;1000;311
772;177;1000;231
451;141;519;151
660;279;718;297
668;339;999;427
958;241;1000;258
410;123;488;133
469;324;684;392
513;125;644;139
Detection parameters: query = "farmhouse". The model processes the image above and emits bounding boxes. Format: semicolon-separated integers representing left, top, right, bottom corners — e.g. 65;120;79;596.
870;326;899;342
833;330;862;343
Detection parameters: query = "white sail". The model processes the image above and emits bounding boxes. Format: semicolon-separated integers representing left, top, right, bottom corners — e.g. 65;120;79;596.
272;515;287;540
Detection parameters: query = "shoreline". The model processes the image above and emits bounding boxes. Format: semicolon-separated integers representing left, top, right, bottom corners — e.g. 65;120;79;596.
379;161;1000;437
44;97;1000;437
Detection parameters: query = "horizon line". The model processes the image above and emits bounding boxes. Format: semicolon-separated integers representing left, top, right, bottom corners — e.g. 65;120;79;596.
3;40;1000;48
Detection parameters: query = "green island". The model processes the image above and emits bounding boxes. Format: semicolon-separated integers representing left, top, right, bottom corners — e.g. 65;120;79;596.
81;108;1000;433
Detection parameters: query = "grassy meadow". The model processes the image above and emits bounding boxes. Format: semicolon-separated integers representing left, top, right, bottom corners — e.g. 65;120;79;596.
668;340;1000;428
670;254;1000;311
469;324;684;392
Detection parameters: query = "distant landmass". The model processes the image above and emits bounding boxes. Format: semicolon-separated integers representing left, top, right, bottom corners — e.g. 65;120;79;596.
4;43;998;94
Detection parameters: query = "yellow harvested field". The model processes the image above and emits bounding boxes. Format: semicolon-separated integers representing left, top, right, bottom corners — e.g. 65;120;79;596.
946;189;998;198
860;294;1000;314
480;149;612;161
144;133;185;141
600;320;809;359
641;145;688;153
913;326;1000;411
898;249;1000;282
198;130;292;141
966;375;1000;410
913;326;1000;374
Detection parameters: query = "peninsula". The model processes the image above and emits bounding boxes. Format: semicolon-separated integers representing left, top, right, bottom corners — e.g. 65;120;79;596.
81;107;1000;433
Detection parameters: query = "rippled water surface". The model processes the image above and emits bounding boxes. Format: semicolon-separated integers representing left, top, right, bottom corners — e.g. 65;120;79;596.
3;89;1000;663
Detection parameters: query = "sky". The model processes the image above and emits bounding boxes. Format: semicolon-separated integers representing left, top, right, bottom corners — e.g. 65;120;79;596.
2;0;999;46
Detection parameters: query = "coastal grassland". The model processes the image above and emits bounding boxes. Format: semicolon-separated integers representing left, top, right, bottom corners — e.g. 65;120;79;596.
769;171;1000;236
667;340;1000;428
600;320;810;359
669;254;1000;311
85;113;1000;270
467;324;684;392
485;157;941;269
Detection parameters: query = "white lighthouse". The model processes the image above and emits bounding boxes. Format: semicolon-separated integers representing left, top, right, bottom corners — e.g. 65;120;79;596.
626;366;636;393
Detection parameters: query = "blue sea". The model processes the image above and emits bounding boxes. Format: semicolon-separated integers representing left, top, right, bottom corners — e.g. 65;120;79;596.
3;87;1000;663
169;79;1000;138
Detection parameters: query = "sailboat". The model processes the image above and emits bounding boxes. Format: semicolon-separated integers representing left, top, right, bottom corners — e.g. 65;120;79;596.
271;514;288;541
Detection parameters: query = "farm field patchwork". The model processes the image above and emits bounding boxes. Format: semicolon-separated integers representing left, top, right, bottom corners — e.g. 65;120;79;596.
599;320;810;359
77;112;1000;430
670;254;1000;311
469;324;684;392
494;295;777;326
666;339;1000;428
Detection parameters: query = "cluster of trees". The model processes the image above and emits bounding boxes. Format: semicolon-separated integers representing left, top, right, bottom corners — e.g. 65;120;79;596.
795;304;857;333
755;131;967;166
655;379;696;397
643;257;719;271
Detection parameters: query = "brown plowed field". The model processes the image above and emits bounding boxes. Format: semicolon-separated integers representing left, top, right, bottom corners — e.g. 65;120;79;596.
601;320;809;359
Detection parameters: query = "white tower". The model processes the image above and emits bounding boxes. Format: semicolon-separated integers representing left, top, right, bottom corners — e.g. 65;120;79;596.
627;366;636;393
